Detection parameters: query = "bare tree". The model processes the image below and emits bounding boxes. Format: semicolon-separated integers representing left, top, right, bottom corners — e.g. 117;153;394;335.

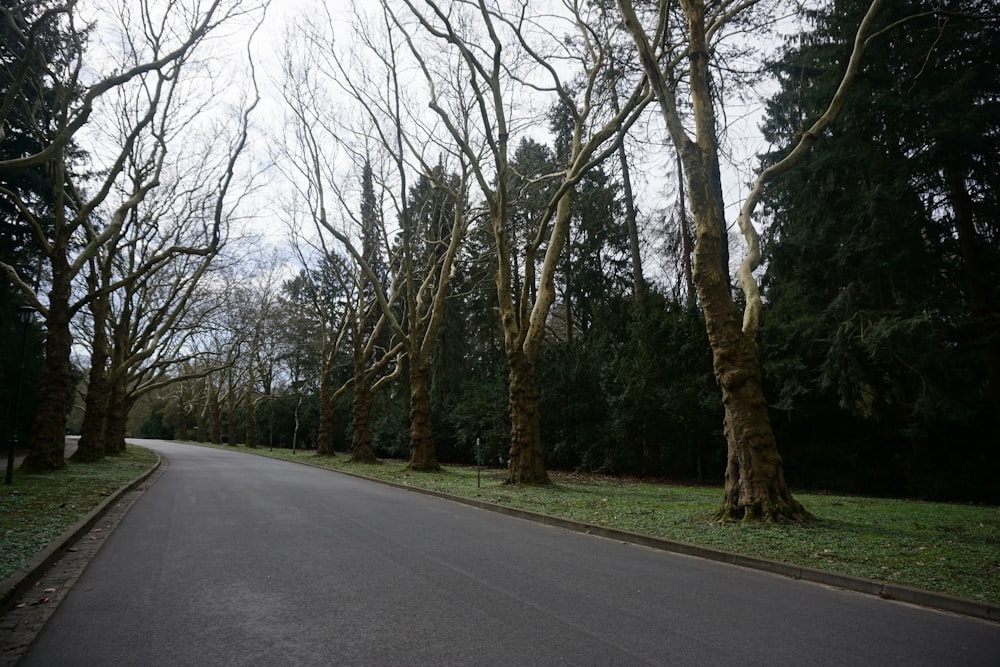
616;0;885;520
388;0;650;483
72;68;259;459
0;0;265;470
291;2;477;471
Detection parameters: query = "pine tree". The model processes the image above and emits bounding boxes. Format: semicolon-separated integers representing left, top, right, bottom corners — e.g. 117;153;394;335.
759;0;1000;500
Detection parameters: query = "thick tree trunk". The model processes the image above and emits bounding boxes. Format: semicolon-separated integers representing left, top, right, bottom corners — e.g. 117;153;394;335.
505;352;549;484
316;361;335;456
22;260;73;473
350;363;377;464
75;290;111;462
102;375;129;455
615;0;806;521
709;310;806;522
406;358;439;471
74;362;109;462
685;147;807;523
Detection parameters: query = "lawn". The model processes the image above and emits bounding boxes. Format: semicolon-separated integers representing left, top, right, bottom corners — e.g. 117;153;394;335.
0;446;158;582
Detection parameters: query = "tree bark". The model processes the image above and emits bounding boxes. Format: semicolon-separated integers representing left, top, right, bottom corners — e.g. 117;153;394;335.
74;293;111;462
505;351;549;484
22;257;72;472
676;149;696;308
406;357;439;471
686;150;806;522
350;359;377;464
681;6;806;522
617;0;807;521
75;362;109;461
316;357;335;456
102;374;129;455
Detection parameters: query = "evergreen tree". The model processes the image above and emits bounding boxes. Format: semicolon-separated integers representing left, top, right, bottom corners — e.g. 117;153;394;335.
759;0;1000;501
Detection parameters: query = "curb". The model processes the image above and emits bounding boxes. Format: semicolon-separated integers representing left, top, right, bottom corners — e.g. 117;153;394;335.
0;451;163;614
298;459;1000;624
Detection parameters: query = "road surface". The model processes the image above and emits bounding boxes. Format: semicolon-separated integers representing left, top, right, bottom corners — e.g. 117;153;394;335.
18;440;1000;666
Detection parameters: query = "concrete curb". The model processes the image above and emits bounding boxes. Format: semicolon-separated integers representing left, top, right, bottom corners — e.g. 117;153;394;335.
299;459;999;624
0;451;163;613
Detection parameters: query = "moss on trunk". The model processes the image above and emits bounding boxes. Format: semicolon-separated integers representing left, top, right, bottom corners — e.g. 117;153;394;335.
407;361;440;472
505;352;549;485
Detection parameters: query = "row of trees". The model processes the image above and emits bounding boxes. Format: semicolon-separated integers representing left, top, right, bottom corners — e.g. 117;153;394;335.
5;0;998;519
136;0;1000;505
1;0;266;467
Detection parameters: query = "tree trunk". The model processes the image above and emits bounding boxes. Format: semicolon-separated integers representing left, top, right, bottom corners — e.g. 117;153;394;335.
406;357;439;471
74;287;111;462
245;367;256;448
316;359;335;456
195;389;206;442
612;96;646;311
617;0;807;521
22;258;73;473
102;375;129;455
226;389;237;446
505;351;549;484
948;171;1000;424
175;388;189;441
74;361;109;462
350;363;377;464
676;150;696;308
684;143;806;523
210;388;222;444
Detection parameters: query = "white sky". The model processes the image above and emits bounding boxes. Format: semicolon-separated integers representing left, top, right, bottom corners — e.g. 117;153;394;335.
77;0;802;282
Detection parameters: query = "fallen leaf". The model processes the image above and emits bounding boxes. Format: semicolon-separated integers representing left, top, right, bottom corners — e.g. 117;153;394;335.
43;588;56;593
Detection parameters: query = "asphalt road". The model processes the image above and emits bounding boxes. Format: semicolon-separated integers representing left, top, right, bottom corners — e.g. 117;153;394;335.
19;440;1000;666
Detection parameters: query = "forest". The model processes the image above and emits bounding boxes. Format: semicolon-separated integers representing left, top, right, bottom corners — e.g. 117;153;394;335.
2;0;997;515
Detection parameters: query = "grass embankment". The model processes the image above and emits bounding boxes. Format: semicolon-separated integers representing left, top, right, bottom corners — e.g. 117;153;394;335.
0;446;157;581
225;444;999;605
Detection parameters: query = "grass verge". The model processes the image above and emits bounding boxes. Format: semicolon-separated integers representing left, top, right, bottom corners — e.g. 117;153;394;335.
0;446;158;581
217;444;999;605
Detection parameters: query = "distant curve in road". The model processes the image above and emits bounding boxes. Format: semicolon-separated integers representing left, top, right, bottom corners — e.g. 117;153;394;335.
20;440;1000;666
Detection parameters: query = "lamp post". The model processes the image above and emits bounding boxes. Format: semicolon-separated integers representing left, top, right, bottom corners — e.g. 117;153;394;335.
6;305;36;485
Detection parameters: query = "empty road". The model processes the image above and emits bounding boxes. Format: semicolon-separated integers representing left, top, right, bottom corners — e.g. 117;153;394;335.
19;440;1000;666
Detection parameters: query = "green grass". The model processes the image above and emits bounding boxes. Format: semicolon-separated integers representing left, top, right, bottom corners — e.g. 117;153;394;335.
0;446;158;581
218;444;1000;605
